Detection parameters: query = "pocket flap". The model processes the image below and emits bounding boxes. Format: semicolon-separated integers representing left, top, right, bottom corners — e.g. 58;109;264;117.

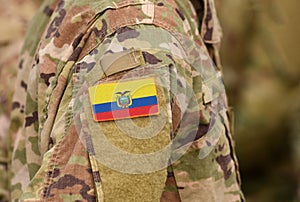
100;49;145;77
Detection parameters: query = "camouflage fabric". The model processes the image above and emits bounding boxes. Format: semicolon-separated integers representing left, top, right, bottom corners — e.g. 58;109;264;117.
0;1;41;201
9;0;244;201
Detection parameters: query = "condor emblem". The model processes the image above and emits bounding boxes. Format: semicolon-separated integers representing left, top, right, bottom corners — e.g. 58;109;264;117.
116;91;132;108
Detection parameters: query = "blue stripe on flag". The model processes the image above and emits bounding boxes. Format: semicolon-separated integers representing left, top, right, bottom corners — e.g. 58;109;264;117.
92;96;158;114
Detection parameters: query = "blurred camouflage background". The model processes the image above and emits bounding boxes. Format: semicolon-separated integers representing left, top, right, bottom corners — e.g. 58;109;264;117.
218;0;300;201
0;0;299;201
0;0;41;200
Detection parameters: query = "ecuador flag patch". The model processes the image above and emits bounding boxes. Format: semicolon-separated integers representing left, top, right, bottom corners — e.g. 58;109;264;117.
88;78;160;121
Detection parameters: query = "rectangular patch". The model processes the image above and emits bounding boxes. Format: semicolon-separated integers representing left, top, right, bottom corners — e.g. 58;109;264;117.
88;78;160;121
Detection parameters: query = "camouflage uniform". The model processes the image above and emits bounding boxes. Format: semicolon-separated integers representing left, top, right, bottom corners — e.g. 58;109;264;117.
9;0;244;201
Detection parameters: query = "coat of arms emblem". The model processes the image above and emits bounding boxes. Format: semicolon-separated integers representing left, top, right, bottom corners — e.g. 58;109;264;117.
116;90;132;108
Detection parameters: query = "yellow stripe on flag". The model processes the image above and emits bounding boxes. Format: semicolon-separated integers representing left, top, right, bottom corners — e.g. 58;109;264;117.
88;78;157;104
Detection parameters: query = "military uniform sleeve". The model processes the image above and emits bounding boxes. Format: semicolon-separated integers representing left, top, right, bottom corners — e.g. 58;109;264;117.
8;0;59;200
9;0;244;201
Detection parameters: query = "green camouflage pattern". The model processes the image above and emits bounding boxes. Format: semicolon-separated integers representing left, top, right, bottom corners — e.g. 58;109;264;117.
8;0;243;201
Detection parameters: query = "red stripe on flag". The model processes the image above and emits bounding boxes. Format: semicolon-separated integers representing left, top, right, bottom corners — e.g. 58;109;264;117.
94;105;159;121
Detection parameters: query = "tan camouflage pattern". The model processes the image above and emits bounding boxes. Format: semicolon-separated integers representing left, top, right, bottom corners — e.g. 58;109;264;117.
0;1;41;201
8;0;243;201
